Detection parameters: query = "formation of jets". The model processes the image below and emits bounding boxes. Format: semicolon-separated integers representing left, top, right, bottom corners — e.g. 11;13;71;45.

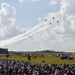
45;17;59;25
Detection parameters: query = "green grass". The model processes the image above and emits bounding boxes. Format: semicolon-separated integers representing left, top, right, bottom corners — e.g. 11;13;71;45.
1;54;75;65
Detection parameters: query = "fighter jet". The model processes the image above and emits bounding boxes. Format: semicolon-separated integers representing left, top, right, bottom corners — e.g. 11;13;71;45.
57;21;59;23
45;19;47;21
52;17;54;19
50;23;51;25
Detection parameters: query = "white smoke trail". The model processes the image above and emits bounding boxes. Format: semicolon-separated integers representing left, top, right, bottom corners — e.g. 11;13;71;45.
0;17;56;46
0;25;50;46
10;17;54;40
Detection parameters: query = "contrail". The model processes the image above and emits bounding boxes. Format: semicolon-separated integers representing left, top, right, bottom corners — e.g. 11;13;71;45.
9;17;54;40
0;17;56;46
0;25;50;46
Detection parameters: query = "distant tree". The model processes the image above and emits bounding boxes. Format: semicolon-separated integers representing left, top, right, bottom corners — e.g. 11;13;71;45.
0;48;8;54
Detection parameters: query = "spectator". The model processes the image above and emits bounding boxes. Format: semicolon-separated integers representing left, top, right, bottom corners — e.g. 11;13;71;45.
0;59;75;75
27;54;31;60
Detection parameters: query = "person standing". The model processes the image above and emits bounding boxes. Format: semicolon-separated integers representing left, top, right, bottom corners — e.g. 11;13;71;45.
27;54;31;60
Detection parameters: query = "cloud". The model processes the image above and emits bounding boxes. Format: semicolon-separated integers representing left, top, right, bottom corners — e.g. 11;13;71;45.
46;0;75;43
29;0;41;2
15;0;75;51
17;0;40;3
60;0;75;16
55;0;75;36
18;0;26;3
50;0;57;5
0;0;75;51
0;3;24;41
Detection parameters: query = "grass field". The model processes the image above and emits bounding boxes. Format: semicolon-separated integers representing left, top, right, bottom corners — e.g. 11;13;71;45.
1;54;75;65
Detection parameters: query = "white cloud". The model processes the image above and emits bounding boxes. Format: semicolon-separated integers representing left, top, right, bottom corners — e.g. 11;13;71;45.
18;0;26;3
0;0;75;51
50;0;57;5
55;0;75;36
29;0;41;2
17;0;41;3
17;0;40;3
0;3;24;41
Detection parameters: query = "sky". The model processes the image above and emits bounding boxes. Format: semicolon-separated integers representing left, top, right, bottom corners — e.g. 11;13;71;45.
0;0;75;52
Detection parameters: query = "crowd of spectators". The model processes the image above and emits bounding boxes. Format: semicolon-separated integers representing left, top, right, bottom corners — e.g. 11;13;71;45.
0;59;75;75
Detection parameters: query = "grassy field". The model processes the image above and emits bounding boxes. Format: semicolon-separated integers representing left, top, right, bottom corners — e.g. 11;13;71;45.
1;54;75;65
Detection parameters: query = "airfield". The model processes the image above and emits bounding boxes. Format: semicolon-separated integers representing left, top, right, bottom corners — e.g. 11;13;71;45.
1;53;75;65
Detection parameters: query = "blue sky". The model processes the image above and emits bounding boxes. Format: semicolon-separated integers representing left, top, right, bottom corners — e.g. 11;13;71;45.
0;0;60;28
0;0;75;52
